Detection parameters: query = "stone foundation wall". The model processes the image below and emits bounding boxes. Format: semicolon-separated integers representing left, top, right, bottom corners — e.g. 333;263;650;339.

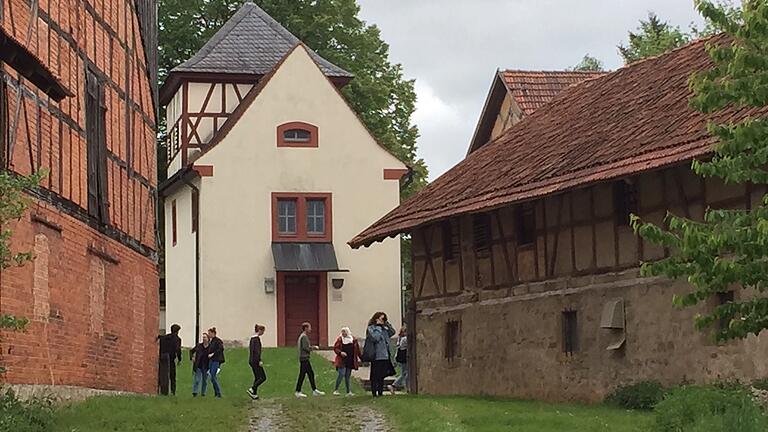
414;269;768;402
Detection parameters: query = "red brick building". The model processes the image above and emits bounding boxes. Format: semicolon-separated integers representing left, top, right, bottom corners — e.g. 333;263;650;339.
0;1;158;393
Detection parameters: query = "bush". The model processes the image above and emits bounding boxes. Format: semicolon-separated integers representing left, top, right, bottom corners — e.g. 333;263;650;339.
654;385;768;432
0;389;54;432
605;381;666;410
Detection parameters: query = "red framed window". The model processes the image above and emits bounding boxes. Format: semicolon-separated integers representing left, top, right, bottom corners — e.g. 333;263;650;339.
277;122;318;148
272;193;332;242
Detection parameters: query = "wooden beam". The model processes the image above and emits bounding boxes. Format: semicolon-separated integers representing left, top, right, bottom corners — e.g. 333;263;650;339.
590;187;597;269
494;210;514;284
548;195;564;277
569;194;576;273
671;168;691;218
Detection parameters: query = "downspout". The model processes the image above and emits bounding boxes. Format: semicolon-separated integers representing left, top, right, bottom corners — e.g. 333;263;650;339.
181;177;201;345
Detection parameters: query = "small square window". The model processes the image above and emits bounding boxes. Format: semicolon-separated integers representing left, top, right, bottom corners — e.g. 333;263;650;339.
306;199;325;235
562;310;578;355
613;180;638;226
515;204;535;246
442;220;460;261
472;214;492;255
277;199;297;235
445;320;461;360
716;291;735;332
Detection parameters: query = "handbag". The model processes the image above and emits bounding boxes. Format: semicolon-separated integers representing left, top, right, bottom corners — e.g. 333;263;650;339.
385;360;397;378
395;348;407;363
361;332;376;363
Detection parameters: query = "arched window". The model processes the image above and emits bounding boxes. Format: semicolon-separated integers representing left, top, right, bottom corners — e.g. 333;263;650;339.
277;122;318;147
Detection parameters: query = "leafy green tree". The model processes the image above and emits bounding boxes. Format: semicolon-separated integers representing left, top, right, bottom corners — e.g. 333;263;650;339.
570;54;605;72
632;0;768;342
158;0;428;198
619;12;691;63
0;170;44;373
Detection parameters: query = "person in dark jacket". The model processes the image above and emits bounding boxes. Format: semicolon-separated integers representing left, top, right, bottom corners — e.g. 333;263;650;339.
158;324;182;395
366;312;396;397
206;327;225;398
191;333;210;397
247;324;267;400
295;322;324;398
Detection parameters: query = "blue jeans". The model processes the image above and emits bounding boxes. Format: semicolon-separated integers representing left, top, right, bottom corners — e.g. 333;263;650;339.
335;367;352;393
209;361;222;397
192;367;208;396
392;362;408;389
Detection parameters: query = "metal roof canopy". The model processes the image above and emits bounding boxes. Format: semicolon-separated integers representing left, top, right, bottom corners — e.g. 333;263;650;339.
271;242;348;272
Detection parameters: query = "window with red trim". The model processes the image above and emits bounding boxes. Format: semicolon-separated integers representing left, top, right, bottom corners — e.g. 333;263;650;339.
272;193;332;242
277;122;318;147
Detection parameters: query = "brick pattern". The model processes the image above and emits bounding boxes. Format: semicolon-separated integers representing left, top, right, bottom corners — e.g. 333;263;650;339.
0;0;157;248
0;1;158;393
0;201;159;393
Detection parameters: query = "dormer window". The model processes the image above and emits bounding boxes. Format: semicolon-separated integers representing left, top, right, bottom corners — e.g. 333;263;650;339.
277;122;318;148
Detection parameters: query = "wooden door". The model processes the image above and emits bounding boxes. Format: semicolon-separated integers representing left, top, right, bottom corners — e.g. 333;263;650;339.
284;275;320;344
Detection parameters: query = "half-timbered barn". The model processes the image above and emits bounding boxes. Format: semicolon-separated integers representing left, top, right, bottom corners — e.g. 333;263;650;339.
0;0;158;393
351;37;768;401
159;1;406;347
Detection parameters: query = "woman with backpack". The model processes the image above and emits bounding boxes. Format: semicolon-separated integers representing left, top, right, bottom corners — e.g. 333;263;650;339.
365;312;396;397
389;325;408;393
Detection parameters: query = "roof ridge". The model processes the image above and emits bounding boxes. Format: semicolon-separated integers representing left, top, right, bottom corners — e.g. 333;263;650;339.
501;69;608;75
616;33;721;71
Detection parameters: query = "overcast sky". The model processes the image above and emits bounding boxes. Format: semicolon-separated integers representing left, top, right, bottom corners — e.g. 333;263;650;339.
356;0;706;180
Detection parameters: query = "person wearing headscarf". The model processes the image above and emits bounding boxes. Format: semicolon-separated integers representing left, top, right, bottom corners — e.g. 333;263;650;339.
332;327;361;396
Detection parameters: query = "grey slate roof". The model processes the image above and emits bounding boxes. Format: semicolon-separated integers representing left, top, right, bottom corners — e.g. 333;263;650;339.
171;1;351;78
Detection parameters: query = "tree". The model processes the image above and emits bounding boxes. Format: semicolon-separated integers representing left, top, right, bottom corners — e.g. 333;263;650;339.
158;0;428;198
632;0;768;342
618;12;691;64
570;54;605;72
0;170;44;372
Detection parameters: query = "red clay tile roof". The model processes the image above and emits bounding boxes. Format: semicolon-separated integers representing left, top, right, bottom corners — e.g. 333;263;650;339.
468;69;607;155
502;70;607;115
350;36;766;249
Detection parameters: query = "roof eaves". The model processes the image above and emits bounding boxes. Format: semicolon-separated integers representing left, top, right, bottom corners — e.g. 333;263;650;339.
466;70;508;156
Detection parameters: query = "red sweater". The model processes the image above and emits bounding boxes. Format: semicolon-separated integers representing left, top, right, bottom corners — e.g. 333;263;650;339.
333;336;361;370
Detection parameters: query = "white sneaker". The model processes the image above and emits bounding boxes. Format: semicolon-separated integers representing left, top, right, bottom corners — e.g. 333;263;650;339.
333;390;340;396
295;392;307;398
312;389;325;396
346;392;354;397
388;385;396;395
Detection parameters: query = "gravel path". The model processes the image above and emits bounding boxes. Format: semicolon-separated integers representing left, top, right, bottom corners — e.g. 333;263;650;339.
248;402;285;431
357;406;391;432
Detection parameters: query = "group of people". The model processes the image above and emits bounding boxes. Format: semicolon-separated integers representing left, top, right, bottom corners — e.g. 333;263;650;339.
157;325;225;398
157;311;408;400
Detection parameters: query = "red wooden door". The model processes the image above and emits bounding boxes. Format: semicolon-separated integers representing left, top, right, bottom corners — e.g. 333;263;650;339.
284;275;320;344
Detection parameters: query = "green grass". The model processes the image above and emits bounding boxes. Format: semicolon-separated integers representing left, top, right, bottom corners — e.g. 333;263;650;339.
52;347;352;431
375;396;653;432
51;348;652;431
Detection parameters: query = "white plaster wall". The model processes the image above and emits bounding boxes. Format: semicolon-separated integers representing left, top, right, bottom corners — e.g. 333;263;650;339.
194;46;404;346
164;185;198;346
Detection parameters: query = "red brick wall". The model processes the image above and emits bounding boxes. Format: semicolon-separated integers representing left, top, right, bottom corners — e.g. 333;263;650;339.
0;0;158;393
0;201;158;393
